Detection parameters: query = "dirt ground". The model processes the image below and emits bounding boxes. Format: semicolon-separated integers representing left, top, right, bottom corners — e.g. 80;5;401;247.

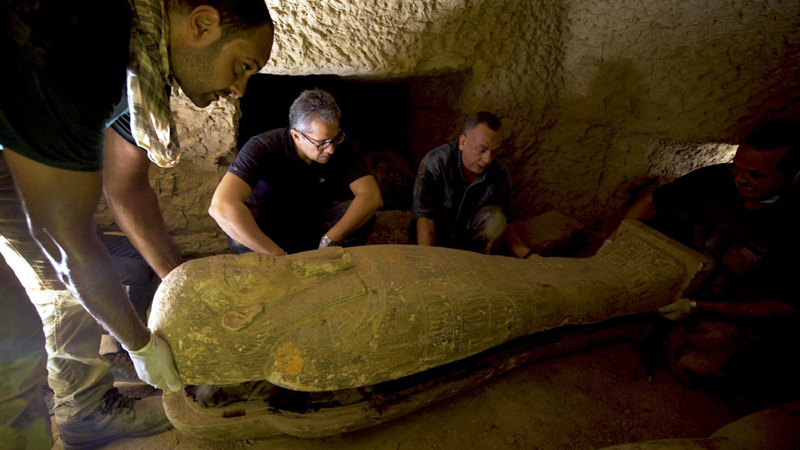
49;337;785;450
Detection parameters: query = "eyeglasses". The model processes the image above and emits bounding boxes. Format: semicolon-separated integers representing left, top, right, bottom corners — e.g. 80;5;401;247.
726;161;768;183
297;129;346;152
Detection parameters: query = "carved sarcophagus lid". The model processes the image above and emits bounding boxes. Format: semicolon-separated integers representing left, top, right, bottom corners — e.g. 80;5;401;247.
150;220;713;390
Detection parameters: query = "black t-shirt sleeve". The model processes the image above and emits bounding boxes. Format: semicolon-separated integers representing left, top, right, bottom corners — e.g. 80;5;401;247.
340;139;372;184
109;111;141;149
228;134;273;188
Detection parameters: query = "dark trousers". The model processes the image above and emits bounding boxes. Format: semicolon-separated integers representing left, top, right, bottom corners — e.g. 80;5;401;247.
99;233;159;324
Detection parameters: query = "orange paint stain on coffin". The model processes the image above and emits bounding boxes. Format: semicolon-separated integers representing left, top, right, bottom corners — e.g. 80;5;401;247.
275;342;304;376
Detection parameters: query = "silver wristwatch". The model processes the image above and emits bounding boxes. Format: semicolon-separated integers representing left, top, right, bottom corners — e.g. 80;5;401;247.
319;235;333;248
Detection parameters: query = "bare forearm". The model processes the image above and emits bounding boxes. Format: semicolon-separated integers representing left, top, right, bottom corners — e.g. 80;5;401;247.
325;193;382;242
106;185;182;278
36;226;150;350
102;127;182;278
416;217;435;246
6;149;151;350
210;202;284;255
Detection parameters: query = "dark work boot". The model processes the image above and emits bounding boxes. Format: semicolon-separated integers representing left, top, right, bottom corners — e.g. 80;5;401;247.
57;388;172;450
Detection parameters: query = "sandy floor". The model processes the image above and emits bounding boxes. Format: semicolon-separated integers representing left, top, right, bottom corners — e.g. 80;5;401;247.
50;337;779;450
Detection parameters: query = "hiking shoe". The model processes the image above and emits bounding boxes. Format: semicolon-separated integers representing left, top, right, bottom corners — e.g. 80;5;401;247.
57;388;172;450
104;350;147;387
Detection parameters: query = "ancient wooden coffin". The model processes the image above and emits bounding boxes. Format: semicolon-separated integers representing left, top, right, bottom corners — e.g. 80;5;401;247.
161;317;648;440
150;220;713;390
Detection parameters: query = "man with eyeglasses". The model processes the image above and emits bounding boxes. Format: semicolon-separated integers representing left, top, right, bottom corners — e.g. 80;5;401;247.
210;89;382;255
411;111;512;254
605;118;800;389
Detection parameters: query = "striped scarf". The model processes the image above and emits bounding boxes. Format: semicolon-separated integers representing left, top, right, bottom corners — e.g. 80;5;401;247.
127;0;180;168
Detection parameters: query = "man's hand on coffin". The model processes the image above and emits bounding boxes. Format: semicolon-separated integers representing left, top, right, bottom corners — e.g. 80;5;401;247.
658;297;696;321
125;331;182;391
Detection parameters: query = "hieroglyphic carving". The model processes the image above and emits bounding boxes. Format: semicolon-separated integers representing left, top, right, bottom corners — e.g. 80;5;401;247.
150;221;713;391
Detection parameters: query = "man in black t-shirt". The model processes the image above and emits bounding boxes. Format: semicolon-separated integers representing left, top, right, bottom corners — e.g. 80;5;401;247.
210;89;383;255
608;119;800;386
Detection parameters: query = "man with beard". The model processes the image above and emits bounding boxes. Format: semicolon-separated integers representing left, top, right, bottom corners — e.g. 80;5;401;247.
0;1;274;448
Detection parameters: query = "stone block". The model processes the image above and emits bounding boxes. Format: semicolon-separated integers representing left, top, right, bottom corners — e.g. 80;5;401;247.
513;210;586;255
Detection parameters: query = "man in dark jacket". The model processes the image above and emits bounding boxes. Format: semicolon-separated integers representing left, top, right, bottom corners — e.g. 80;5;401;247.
411;111;512;254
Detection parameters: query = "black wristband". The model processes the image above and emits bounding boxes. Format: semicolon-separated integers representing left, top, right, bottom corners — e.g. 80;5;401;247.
523;249;536;259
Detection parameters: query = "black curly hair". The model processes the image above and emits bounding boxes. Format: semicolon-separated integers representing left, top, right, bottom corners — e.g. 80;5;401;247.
169;0;273;40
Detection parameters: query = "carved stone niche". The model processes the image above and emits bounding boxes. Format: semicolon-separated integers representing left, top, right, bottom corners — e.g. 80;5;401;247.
151;220;713;439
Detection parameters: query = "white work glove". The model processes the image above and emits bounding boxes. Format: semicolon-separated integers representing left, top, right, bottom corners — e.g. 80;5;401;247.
658;298;696;321
125;332;182;392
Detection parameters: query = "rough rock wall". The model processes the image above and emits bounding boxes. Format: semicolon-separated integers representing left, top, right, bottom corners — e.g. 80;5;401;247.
265;0;566;163
103;0;800;256
530;0;800;231
97;94;239;256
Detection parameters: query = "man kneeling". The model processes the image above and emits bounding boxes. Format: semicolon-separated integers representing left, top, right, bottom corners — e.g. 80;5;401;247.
411;111;512;254
210;89;383;255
